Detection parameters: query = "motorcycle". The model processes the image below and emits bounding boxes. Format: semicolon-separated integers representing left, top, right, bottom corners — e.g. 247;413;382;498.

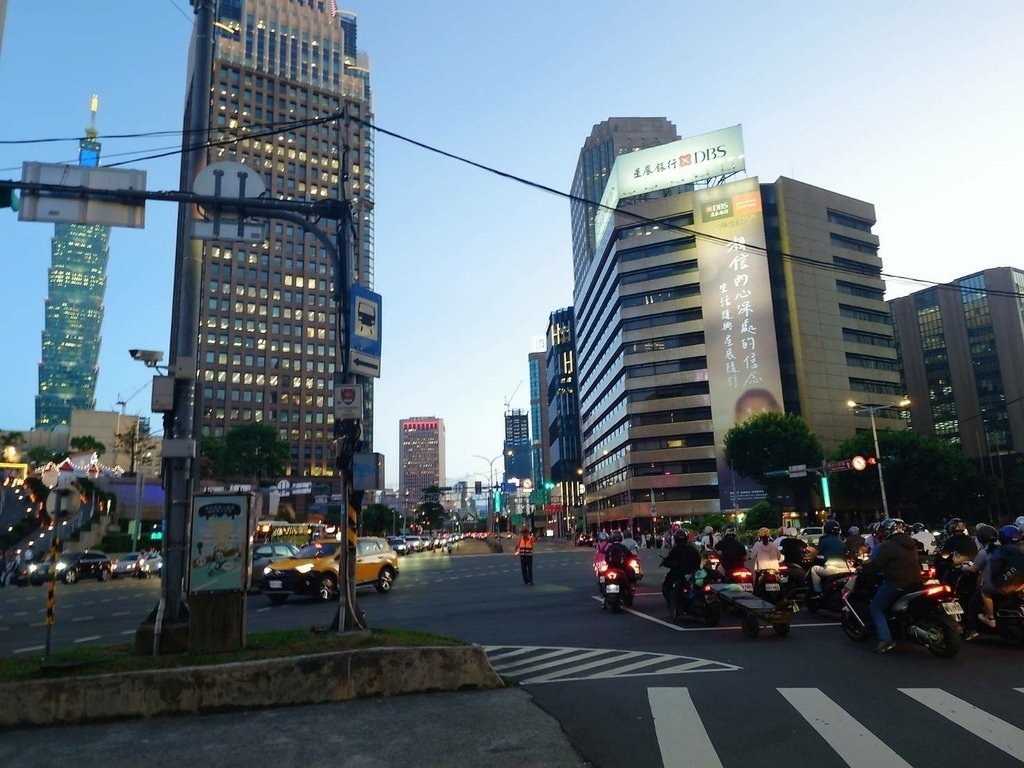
969;591;1024;645
597;555;643;612
662;562;721;626
840;571;964;658
804;558;857;615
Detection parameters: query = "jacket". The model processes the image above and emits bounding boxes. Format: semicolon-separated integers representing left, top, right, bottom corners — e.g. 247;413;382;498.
861;533;921;589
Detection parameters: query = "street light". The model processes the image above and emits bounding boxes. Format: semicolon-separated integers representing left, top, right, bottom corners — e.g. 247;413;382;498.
472;454;502;535
847;397;911;519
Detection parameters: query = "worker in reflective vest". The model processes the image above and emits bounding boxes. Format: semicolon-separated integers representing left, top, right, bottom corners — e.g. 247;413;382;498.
514;528;536;586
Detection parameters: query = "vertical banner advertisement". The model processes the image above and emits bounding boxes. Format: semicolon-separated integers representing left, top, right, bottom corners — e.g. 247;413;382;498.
695;177;785;511
189;493;251;593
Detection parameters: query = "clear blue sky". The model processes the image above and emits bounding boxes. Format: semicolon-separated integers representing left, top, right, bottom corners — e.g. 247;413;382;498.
1;1;1022;487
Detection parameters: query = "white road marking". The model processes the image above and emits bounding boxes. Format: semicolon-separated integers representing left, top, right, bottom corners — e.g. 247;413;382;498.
901;688;1024;763
648;688;723;768
111;611;131;617
779;688;913;768
13;645;44;654
121;630;135;635
71;616;93;622
74;635;101;644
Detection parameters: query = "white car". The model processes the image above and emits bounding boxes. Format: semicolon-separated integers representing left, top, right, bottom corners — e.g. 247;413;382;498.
112;551;163;579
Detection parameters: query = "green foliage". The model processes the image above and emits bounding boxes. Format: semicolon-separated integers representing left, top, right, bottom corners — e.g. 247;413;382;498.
828;429;985;525
25;446;59;466
724;412;822;484
69;435;106;455
201;424;289;483
743;500;781;531
361;503;398;536
415;485;448;531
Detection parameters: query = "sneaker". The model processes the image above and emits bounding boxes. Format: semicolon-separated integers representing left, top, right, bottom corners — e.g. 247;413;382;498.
978;614;997;628
873;640;895;654
963;631;980;642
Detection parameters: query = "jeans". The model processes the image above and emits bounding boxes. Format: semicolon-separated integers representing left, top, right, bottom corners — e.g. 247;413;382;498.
519;554;534;584
869;581;903;643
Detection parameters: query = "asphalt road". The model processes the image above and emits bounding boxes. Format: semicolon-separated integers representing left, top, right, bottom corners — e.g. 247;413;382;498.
3;542;1024;767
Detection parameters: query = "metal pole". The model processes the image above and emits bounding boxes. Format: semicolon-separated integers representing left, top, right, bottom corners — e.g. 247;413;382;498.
133;467;144;552
869;408;890;518
43;492;62;658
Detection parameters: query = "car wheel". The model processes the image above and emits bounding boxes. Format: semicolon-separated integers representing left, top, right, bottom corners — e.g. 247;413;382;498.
317;574;337;601
64;569;78;585
99;568;110;582
375;568;395;593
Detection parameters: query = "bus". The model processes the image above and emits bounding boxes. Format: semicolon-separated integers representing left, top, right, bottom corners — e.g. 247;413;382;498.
254;520;332;547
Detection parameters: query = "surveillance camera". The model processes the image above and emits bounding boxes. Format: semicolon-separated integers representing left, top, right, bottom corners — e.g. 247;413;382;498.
129;349;164;366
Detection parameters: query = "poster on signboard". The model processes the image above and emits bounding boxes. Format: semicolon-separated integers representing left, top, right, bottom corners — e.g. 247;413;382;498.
189;493;251;594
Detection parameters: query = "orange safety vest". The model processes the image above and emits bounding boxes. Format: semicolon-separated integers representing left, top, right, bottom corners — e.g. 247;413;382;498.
516;534;535;554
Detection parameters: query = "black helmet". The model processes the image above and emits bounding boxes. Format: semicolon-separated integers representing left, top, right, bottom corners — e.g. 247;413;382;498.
673;529;689;545
723;526;737;537
911;523;925;534
945;518;966;535
823;520;841;536
611;530;623;543
879;518;907;539
998;525;1022;545
975;523;998;546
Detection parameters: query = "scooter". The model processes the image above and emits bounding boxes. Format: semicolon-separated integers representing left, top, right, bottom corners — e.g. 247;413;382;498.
840;571;964;658
969;591;1024;644
804;558;857;615
597;556;643;613
662;564;721;626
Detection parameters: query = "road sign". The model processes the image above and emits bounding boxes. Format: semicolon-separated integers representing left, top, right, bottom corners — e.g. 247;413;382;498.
827;459;853;472
276;479;291;497
335;384;363;420
349;285;382;378
851;456;868;471
788;464;808;478
19;162;146;228
192;161;266;242
291;481;312;495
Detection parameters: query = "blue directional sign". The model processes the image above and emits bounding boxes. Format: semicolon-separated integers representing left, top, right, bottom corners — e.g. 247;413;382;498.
349;285;382;378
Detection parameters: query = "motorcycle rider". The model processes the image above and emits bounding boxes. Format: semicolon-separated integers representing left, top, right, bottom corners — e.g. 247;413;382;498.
936;518;978;584
810;520;848;594
621;528;640;556
714;526;748;577
960;523;999;633
749;527;782;576
699;526;717;550
860;517;921;654
593;531;611;572
845;526;867;559
983;525;1024;605
910;523;938;557
661;528;702;611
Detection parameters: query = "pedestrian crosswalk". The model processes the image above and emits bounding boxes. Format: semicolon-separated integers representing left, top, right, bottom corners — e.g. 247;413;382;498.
649;686;1024;768
483;644;740;684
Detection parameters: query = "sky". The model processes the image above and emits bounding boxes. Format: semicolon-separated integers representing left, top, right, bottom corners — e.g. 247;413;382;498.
1;1;1023;489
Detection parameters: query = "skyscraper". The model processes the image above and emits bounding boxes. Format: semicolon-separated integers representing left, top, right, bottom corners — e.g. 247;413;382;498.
193;2;375;483
528;348;550;491
398;417;445;515
546;307;584;529
36;96;109;428
503;409;531;483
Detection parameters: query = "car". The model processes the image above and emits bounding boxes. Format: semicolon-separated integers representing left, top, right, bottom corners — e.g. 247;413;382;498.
404;534;424;553
575;533;594;547
112;551;163;579
53;550;113;584
799;527;824;546
386;535;408;555
259;536;399;603
251;542;300;578
14;556;52;586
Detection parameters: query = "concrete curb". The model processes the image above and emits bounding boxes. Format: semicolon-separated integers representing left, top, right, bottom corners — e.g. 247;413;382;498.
0;644;504;729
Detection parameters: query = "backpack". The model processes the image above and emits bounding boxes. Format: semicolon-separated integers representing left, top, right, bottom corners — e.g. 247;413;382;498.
992;547;1024;595
606;543;630;569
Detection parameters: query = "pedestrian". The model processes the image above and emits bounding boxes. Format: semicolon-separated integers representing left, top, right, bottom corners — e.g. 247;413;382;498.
621;529;640;555
514;527;536;586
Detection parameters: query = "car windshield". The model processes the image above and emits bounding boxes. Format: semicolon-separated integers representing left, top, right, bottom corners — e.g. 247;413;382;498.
296;542;339;558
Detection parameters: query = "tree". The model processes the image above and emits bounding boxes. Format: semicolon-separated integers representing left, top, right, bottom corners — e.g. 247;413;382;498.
220;423;290;484
361;503;398;536
25;446;59;467
114;422;159;474
414;485;448;532
828;429;986;525
724;412;823;484
69;435;106;455
744;500;781;532
199;435;227;480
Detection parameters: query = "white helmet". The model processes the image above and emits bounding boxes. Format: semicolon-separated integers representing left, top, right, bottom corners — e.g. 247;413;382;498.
1015;516;1024;533
704;526;713;535
786;527;798;537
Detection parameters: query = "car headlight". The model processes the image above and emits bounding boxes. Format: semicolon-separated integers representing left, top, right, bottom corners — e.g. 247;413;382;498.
294;563;315;574
55;562;67;571
263;566;274;576
28;564;38;573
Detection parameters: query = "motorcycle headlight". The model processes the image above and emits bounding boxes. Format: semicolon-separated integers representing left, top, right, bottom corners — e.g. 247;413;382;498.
294;563;315;574
28;564;38;573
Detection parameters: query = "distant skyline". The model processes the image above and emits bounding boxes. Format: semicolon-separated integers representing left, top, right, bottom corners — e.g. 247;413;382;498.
1;2;1022;488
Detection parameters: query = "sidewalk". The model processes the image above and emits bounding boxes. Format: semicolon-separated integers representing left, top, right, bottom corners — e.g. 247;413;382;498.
0;688;589;768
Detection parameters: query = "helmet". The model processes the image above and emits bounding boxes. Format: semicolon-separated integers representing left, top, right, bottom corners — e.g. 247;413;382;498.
975;523;998;546
704;526;713;535
597;531;609;542
723;526;737;538
823;520;841;536
911;523;924;533
998;525;1022;545
757;527;771;538
945;518;966;535
869;522;882;533
674;529;689;544
848;526;860;535
880;518;908;539
1014;516;1024;532
786;527;799;537
611;530;623;543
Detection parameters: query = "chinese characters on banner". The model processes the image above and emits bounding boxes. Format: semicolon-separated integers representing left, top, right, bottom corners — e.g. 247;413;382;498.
695;177;785;510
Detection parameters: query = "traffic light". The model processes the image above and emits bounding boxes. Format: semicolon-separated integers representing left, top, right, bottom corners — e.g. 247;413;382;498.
0;186;18;211
866;457;877;465
474;481;482;495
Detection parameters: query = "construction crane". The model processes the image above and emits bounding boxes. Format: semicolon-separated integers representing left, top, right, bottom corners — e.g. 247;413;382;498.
114;379;151;414
503;380;523;413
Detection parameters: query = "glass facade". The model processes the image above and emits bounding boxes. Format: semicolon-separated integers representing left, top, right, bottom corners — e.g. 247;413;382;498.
398;417;445;515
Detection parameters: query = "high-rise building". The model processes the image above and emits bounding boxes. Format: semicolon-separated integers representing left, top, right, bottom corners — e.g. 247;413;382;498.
570;121;897;528
528;349;550;491
36;97;109;429
546;307;584;528
398;417;445;515
890;267;1024;476
762;177;901;453
503;409;531;483
192;1;374;482
570;117;679;286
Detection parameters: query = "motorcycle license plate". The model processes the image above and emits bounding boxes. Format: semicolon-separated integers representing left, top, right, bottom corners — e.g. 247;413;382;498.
766;583;781;591
268;580;282;590
605;583;620;594
740;583;753;591
942;601;963;616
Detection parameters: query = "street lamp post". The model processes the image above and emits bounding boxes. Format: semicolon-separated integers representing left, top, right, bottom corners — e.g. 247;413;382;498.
472;454;501;535
847;398;910;519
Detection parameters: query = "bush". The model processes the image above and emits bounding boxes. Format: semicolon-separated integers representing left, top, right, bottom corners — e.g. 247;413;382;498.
744;500;781;532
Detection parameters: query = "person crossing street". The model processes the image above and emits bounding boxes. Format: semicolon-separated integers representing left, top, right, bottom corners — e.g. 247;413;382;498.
515;528;537;585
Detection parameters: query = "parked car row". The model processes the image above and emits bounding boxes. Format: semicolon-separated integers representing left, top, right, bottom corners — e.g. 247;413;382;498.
385;532;468;555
